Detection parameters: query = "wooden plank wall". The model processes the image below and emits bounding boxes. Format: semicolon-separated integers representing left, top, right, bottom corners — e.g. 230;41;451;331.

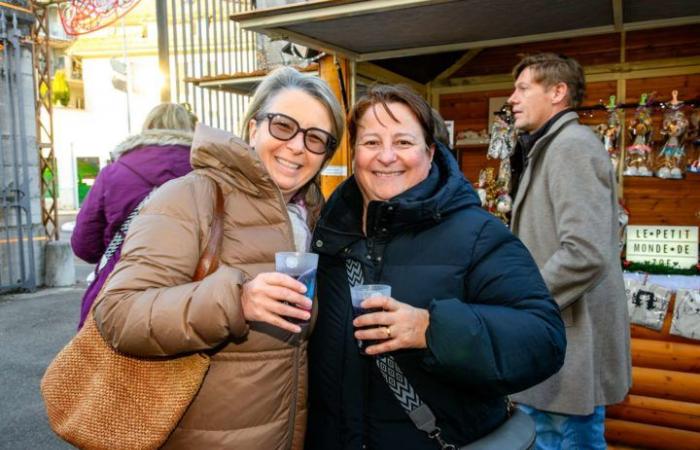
438;25;700;449
622;74;700;226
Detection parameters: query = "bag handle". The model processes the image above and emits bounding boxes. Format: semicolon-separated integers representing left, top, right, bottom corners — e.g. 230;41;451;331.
193;182;225;281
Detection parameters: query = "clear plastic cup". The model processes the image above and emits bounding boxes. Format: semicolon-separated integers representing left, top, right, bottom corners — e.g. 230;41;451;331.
275;252;319;323
349;284;391;353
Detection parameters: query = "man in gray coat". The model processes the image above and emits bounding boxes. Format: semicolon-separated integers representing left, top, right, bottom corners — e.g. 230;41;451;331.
507;53;631;449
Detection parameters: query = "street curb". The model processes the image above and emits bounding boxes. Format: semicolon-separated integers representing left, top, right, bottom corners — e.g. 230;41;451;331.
0;286;83;302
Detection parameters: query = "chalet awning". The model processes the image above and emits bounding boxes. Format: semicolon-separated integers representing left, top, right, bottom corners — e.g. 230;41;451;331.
231;0;700;62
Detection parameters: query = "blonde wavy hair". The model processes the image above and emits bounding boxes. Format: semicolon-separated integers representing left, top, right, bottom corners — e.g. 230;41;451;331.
142;103;196;132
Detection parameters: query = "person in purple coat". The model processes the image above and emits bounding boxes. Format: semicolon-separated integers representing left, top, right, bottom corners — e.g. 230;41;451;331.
71;103;196;328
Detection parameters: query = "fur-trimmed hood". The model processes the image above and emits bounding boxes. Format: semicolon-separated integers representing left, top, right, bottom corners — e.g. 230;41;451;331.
111;129;193;159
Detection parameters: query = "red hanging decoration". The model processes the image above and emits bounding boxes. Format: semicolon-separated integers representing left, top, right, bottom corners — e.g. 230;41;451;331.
59;0;143;36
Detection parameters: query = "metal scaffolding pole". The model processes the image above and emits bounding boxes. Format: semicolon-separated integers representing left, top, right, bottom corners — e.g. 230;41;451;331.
30;0;58;241
156;0;170;102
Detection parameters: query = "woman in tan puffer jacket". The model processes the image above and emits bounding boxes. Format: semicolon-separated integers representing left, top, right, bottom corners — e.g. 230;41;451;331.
93;67;344;449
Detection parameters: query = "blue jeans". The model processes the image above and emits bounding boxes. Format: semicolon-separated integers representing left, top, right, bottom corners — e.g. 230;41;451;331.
518;404;607;450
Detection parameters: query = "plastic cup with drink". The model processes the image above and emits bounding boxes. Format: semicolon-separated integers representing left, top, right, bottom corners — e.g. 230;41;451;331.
275;251;318;324
350;284;391;354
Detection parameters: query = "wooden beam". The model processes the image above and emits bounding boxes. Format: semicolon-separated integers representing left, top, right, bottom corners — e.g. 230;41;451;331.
318;55;351;198
631;367;700;403
358;25;615;61
605;418;700;450
584;64;700;83
631;338;700;373
356;62;426;96
607;395;700;432
265;27;361;61
433;48;483;82
623;15;700;32
439;73;512;88
431;57;700;94
612;0;623;32
616;79;626;197
427;82;440;109
434;81;514;95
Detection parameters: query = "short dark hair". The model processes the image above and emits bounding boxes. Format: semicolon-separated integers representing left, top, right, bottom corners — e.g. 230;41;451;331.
348;84;435;149
431;108;450;148
512;53;586;108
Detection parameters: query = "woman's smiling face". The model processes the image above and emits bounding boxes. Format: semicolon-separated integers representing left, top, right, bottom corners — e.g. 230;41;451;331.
353;102;434;205
248;88;331;201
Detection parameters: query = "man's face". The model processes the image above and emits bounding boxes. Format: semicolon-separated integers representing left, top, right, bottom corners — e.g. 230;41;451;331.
508;67;558;133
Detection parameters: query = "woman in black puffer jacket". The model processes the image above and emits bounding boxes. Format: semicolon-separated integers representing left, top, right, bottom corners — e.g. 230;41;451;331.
305;85;566;450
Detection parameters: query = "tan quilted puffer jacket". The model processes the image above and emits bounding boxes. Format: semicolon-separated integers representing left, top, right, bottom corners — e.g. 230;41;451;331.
94;124;322;449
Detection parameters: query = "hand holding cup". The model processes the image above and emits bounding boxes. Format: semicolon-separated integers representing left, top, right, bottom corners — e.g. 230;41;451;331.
352;292;430;355
240;252;318;333
240;272;312;333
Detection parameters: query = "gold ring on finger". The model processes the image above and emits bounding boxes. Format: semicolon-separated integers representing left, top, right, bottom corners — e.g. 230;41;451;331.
385;326;392;338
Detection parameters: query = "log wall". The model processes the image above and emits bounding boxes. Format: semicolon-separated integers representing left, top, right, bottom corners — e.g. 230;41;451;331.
605;295;700;449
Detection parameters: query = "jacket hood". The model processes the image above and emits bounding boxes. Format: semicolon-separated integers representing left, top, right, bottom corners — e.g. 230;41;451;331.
315;143;480;252
111;129;193;159
190;124;324;221
190;123;273;198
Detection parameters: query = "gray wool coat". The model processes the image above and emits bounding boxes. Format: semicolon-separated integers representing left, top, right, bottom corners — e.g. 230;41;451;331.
510;111;632;415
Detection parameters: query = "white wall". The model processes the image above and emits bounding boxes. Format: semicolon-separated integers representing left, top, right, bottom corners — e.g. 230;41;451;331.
54;55;162;210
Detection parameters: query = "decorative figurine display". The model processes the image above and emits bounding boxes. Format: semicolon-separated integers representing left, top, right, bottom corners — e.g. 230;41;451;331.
475;167;496;210
688;108;700;174
487;107;516;160
478;105;516;223
494;159;513;217
655;90;689;179
595;96;622;172
624;93;654;177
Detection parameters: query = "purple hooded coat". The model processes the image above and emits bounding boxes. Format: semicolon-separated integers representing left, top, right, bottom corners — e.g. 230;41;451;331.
71;129;193;328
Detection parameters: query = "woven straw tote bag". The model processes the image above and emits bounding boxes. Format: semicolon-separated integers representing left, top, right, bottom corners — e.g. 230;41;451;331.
41;183;225;450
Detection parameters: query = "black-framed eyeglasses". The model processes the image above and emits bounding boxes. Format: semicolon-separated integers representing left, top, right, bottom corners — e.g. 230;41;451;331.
257;112;337;155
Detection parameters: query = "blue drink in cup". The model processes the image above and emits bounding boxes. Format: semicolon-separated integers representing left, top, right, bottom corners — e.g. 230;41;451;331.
275;252;319;324
349;284;391;354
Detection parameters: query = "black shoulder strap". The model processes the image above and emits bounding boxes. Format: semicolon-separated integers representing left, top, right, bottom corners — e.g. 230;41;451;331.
344;258;456;450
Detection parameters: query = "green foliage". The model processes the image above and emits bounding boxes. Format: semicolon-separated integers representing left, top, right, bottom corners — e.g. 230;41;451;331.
51;69;70;107
623;260;698;276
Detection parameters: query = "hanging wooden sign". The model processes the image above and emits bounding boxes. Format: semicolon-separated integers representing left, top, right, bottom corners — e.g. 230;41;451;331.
626;225;698;267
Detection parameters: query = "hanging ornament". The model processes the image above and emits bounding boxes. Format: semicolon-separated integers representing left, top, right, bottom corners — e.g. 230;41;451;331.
487;106;516;160
655;90;689;179
59;0;143;36
603;96;622;171
475;167;496;211
478;104;515;224
687;108;700;174
494;159;513;217
623;93;654;177
618;198;630;256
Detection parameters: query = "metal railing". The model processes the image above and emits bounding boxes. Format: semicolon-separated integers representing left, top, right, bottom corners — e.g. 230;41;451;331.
1;9;37;292
166;0;259;134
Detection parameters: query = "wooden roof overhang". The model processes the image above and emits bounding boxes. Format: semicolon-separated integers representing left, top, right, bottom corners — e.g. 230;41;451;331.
231;0;700;84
